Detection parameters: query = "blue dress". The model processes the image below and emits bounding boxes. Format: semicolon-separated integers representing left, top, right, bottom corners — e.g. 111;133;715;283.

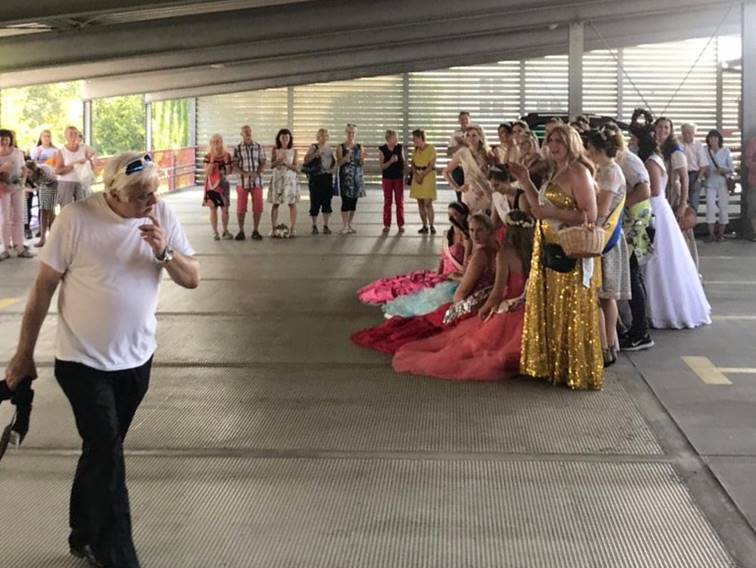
382;280;459;319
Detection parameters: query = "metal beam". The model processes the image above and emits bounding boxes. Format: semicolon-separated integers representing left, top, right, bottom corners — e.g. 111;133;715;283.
568;22;584;120
0;0;736;75
0;0;300;26
93;8;737;101
142;13;733;103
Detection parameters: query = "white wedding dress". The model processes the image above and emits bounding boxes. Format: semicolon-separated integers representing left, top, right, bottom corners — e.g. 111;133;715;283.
642;154;711;329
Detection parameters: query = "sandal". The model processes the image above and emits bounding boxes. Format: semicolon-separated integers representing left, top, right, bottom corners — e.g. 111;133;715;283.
17;247;34;259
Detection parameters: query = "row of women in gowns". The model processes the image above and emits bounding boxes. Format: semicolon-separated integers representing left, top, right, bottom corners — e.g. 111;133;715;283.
352;120;711;389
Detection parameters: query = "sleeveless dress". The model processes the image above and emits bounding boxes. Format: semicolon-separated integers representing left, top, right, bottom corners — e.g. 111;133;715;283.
392;272;526;381
352;248;496;355
520;183;604;390
357;241;464;305
455;147;492;213
268;149;300;205
339;144;366;199
642;154;711;329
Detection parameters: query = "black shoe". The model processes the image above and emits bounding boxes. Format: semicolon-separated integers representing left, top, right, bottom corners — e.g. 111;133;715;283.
70;544;104;567
429;225;436;234
251;231;263;241
418;226;429;234
24;228;33;240
620;335;654;352
311;225;319;235
234;231;246;241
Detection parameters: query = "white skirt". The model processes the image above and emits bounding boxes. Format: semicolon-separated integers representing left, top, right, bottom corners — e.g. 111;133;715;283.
642;196;711;329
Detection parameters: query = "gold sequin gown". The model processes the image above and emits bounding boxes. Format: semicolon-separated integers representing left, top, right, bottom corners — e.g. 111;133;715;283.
520;183;604;390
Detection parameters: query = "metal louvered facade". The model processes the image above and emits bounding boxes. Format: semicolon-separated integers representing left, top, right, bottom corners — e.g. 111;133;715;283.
196;35;743;184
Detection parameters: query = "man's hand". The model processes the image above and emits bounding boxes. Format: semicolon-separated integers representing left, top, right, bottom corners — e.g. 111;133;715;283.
139;214;168;258
5;352;37;391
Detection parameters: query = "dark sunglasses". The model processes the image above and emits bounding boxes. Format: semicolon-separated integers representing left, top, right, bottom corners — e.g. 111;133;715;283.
124;154;153;175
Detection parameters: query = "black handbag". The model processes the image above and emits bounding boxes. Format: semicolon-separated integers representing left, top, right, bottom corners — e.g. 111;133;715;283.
301;145;323;176
540;225;576;273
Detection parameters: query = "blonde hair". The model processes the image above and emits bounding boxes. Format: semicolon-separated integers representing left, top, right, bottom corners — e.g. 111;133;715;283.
316;128;329;138
385;129;397;141
545;124;594;175
465;125;490;156
103;151;159;201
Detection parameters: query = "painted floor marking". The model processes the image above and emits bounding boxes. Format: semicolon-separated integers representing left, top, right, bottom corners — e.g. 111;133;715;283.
682;356;733;385
0;298;18;311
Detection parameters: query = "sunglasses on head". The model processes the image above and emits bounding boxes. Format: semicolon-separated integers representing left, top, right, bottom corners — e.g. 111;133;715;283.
123;154;153;176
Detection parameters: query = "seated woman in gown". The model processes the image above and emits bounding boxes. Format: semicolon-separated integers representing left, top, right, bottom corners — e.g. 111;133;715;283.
393;210;533;382
357;202;470;305
382;211;470;318
351;213;498;355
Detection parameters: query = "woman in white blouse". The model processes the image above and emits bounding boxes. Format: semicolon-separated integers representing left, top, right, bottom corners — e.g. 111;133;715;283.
702;129;734;242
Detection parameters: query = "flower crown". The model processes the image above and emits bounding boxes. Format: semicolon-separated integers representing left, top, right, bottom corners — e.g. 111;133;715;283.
505;212;535;229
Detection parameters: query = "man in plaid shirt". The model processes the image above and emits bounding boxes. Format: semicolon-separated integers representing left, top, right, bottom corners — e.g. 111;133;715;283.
233;125;266;240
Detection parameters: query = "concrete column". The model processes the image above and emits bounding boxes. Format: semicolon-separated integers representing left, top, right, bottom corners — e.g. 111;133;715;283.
518;60;526;117
188;97;197;149
743;1;756;237
145;99;153;152
82;99;92;145
287;86;294;129
568;22;584;120
402;72;410;148
616;48;624;122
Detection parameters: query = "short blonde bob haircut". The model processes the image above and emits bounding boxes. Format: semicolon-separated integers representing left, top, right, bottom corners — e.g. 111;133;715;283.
103;151;160;201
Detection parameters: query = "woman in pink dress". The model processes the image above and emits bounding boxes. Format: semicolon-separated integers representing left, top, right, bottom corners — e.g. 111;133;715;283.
393;210;533;381
357;202;470;305
351;213;497;355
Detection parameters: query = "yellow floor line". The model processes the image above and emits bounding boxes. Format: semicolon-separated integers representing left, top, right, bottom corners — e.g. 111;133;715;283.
0;298;18;311
682;356;732;385
719;367;756;374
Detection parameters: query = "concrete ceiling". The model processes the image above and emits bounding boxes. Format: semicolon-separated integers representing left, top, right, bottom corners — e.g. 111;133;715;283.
0;0;741;98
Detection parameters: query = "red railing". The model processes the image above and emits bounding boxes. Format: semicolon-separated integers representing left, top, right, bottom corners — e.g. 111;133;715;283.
92;146;197;193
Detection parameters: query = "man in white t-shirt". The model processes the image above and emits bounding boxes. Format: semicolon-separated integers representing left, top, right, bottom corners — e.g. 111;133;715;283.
447;111;470;203
679;123;709;212
4;152;199;568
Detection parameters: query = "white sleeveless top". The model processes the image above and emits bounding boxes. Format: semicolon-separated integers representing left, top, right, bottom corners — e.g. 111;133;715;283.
59;145;87;182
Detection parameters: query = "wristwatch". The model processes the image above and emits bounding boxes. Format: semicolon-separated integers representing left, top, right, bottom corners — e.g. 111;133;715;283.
156;246;174;263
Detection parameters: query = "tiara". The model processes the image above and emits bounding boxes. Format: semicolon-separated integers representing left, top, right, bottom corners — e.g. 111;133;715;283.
505;212;535;229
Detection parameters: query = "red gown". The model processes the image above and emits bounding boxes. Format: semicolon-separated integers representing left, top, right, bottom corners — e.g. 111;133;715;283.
392;273;526;381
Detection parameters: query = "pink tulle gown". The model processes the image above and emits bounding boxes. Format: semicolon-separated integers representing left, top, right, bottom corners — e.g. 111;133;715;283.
392;273;526;381
351;255;496;355
356;240;465;305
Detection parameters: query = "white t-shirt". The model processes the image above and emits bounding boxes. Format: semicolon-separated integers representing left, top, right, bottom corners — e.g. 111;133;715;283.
40;193;194;371
616;150;649;192
682;140;708;172
58;145;88;182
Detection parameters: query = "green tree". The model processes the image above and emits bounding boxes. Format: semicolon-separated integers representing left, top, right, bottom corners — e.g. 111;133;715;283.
92;95;145;156
1;81;83;149
152;99;190;149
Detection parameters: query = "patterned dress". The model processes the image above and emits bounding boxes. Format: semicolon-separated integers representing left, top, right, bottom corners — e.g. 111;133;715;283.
268;148;300;205
520;183;604;390
339;144;366;199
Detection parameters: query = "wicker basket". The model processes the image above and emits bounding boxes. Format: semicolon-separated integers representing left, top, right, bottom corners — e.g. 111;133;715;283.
558;217;605;259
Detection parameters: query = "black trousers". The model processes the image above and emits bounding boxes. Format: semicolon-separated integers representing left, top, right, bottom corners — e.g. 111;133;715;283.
341;195;358;212
56;357;152;568
451;167;464;203
627;252;649;339
309;174;333;217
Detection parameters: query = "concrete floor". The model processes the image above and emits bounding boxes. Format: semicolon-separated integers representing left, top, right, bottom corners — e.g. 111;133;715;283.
1;188;756;567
